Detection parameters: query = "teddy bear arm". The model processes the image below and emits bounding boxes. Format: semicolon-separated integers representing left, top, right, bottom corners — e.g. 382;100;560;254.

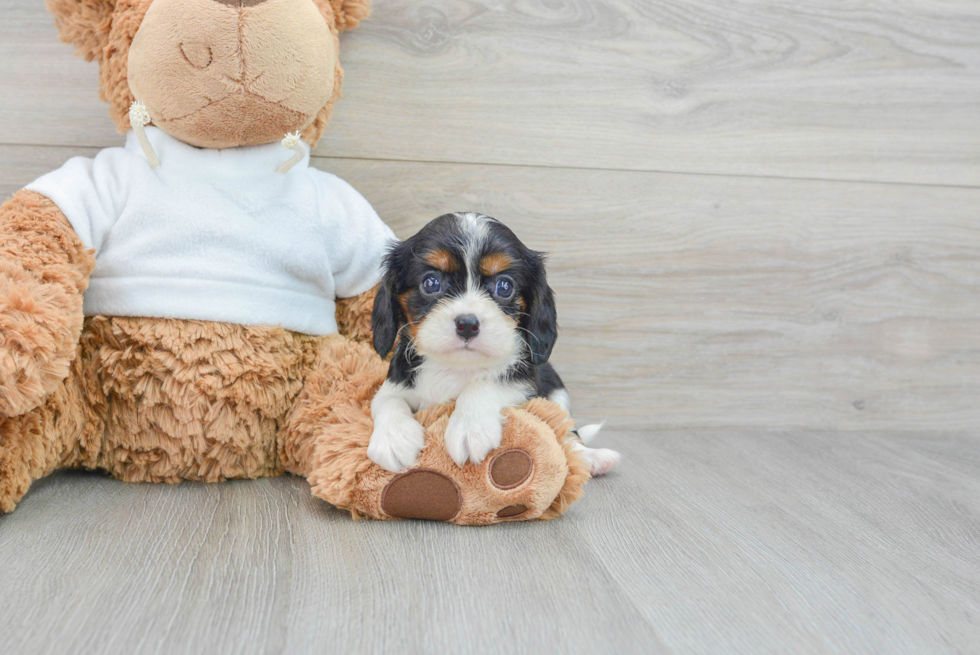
0;339;105;514
0;190;95;418
334;284;377;346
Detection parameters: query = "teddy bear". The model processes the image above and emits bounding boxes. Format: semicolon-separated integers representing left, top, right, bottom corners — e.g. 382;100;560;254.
0;0;589;525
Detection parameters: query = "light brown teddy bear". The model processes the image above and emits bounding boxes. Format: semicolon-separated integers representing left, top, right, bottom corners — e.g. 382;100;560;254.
0;0;589;524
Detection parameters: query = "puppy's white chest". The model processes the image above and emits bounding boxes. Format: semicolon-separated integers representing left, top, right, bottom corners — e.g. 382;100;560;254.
413;365;484;408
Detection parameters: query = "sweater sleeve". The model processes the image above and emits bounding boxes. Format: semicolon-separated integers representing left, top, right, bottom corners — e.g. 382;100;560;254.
24;149;128;254
317;173;396;299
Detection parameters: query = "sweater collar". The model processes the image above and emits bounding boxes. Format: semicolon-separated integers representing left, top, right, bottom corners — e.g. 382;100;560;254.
125;127;311;176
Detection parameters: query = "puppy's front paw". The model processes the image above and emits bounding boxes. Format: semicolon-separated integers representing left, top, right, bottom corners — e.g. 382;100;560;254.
444;410;504;467
368;415;426;473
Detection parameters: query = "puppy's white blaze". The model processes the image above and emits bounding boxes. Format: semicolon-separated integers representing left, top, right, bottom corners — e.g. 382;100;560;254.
415;289;521;369
457;212;490;292
456;211;490;244
571;442;621;476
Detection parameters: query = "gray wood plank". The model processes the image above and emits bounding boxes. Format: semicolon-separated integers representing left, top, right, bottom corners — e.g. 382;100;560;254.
3;144;979;432
2;0;979;186
583;430;980;654
1;430;978;654
0;469;665;655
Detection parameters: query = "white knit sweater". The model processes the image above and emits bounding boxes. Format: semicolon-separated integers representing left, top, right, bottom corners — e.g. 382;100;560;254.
26;127;394;335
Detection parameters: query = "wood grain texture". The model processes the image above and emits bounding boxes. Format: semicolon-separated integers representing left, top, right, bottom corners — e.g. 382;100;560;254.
2;144;979;432
1;430;978;654
587;430;980;654
1;0;979;185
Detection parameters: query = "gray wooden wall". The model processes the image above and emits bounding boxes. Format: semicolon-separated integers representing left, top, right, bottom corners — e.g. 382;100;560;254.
3;0;978;434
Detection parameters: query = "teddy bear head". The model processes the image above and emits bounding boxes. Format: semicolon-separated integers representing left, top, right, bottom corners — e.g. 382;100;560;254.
48;0;371;148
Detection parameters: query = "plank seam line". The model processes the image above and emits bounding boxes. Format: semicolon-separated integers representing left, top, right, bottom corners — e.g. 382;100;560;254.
2;142;978;191
311;154;980;191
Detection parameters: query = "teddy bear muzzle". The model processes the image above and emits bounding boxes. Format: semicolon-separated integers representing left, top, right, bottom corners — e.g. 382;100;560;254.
127;0;337;149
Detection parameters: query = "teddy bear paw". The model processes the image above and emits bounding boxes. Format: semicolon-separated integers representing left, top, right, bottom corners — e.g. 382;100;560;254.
309;402;589;526
380;447;542;524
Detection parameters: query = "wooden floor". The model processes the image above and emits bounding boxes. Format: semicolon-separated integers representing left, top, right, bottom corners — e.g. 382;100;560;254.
2;430;979;654
1;0;979;653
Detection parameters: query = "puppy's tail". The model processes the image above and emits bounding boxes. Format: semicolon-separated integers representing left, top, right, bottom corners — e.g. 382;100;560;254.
574;420;606;444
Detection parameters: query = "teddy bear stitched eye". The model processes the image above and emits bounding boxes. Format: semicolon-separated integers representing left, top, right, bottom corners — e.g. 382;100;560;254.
421;274;443;295
493;276;515;300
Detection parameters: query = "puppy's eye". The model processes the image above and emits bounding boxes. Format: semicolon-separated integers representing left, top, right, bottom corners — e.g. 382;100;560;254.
421;274;443;295
493;276;515;300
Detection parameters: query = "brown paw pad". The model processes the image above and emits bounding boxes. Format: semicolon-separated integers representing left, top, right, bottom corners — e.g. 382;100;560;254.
496;504;529;519
381;469;462;521
488;449;533;490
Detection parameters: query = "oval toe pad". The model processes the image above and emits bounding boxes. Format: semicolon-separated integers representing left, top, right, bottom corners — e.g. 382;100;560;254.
381;469;462;521
496;504;529;518
489;449;533;490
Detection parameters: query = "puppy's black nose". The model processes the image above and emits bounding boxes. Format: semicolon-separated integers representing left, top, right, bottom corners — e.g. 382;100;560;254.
454;314;480;339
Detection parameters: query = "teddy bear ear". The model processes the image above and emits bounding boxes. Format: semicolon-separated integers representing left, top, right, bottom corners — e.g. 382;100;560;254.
47;0;116;62
328;0;371;33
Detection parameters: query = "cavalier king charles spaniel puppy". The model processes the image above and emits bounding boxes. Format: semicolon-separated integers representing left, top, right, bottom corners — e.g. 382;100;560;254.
368;212;621;476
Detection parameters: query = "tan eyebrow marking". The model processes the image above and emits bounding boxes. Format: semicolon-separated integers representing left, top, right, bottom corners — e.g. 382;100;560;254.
424;249;458;272
480;253;514;276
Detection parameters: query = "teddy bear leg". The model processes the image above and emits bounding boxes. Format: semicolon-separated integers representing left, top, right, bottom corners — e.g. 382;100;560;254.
279;335;590;525
0;343;104;513
330;399;591;525
278;334;388;485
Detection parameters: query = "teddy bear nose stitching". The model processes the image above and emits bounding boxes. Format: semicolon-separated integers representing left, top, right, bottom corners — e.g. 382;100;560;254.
213;0;272;6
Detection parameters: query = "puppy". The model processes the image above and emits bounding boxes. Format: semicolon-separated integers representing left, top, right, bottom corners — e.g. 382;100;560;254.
367;212;620;477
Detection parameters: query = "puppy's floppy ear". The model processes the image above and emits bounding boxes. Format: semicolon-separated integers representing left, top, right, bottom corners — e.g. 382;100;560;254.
371;240;408;358
48;0;117;62
522;251;558;366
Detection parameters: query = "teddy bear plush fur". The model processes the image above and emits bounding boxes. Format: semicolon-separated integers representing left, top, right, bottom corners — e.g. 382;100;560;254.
0;0;588;524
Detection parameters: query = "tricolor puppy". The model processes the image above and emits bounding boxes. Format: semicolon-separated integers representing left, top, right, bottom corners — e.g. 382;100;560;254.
368;212;620;476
